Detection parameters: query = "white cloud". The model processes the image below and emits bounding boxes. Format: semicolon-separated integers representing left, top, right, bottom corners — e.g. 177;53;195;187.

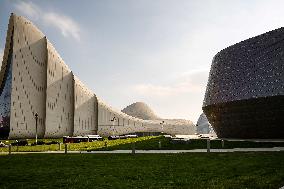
133;69;209;97
14;1;81;41
134;84;176;97
43;12;80;41
14;1;40;20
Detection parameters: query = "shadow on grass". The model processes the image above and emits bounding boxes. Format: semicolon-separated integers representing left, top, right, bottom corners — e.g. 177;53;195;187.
92;136;284;151
2;136;284;152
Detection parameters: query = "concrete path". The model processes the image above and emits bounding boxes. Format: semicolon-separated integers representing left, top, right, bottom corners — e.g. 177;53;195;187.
1;147;284;155
83;147;284;153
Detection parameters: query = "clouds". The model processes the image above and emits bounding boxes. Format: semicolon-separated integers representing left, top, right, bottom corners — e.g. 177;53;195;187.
14;1;40;20
43;12;80;41
132;69;209;98
126;68;210;121
6;0;284;122
14;1;81;41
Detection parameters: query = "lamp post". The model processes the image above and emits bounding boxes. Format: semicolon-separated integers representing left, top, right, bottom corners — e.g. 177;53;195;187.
160;120;165;134
110;117;116;136
35;113;38;144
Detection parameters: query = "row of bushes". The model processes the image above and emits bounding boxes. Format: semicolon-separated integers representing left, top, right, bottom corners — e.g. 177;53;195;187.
10;140;60;146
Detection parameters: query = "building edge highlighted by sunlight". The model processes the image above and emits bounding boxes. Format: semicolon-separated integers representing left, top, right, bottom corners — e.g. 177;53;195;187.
203;27;284;139
0;14;196;139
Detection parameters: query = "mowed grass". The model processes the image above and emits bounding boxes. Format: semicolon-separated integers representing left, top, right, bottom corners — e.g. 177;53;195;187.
95;137;284;151
0;136;158;152
1;136;284;152
0;152;284;189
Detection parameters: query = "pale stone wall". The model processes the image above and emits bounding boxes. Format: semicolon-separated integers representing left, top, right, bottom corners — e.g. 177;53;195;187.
97;99;164;136
44;41;74;138
97;99;124;136
97;99;114;136
73;76;97;136
9;15;47;139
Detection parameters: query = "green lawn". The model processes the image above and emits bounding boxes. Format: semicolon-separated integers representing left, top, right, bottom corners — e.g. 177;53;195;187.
94;137;284;151
0;152;284;188
1;136;284;152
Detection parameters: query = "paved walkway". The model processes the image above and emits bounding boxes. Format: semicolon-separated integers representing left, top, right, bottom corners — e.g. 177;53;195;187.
1;147;284;155
83;147;284;153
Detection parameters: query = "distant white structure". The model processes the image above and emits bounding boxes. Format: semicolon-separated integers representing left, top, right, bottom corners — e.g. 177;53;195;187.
196;113;216;134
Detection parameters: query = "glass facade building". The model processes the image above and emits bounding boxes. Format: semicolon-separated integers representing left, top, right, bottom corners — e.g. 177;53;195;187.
0;30;13;139
203;27;284;139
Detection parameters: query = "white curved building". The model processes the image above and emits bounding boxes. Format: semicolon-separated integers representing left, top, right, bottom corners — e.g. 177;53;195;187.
196;113;215;134
0;14;195;139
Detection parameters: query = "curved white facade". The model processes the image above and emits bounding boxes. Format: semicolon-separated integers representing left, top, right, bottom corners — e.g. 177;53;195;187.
0;14;196;139
73;76;97;136
45;40;74;138
7;15;47;138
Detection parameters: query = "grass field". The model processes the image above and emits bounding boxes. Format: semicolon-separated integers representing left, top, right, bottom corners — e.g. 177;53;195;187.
0;152;284;188
1;136;284;152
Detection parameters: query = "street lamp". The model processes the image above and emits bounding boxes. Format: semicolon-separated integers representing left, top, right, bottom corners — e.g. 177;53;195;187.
110;117;116;136
160;120;165;134
35;113;38;144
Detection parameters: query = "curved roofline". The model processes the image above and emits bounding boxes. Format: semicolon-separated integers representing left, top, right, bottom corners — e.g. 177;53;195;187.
215;26;284;56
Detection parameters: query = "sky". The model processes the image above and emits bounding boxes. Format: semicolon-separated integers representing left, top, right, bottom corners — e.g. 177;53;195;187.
1;0;284;123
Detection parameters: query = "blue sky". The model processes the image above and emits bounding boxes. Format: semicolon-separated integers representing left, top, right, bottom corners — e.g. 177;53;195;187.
1;0;284;122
